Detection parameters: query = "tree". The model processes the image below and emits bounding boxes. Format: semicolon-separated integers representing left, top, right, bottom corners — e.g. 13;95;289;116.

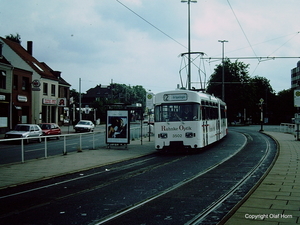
207;59;251;123
111;83;146;109
70;89;80;103
206;59;276;124
273;89;295;123
248;76;276;124
5;33;21;44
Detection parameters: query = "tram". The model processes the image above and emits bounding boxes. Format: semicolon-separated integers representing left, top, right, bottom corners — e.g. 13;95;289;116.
154;89;227;151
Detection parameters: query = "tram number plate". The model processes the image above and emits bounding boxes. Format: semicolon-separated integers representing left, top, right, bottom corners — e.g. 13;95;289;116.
173;134;182;138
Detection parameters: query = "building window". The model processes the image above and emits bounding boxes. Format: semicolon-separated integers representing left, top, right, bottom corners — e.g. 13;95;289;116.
51;84;55;96
13;75;18;90
43;83;48;95
0;70;6;89
22;77;29;91
64;87;68;98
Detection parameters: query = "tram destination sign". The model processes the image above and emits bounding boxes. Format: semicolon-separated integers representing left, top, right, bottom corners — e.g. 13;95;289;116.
163;93;188;101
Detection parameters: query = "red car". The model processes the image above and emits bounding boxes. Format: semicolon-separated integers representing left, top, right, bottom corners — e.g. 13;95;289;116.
38;123;61;139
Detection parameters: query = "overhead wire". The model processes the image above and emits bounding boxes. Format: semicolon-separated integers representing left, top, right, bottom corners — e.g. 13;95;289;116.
117;0;207;89
227;0;259;61
116;0;187;49
267;32;300;57
227;0;300;77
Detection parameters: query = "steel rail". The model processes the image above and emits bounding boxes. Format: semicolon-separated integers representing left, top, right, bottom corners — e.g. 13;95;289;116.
0;156;158;200
185;133;272;225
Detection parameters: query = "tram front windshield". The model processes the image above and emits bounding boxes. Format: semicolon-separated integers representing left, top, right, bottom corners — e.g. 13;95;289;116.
154;103;200;122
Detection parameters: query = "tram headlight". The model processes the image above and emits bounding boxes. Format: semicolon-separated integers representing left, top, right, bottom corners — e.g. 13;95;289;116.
185;132;194;138
159;133;168;139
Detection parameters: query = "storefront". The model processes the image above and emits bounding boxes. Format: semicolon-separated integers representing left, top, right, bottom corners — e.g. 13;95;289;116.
0;93;11;133
42;98;57;123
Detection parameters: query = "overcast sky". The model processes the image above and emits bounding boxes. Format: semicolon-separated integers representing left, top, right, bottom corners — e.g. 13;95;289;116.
1;0;299;95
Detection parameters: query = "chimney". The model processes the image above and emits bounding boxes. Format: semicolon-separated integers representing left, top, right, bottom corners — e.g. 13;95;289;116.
27;41;33;55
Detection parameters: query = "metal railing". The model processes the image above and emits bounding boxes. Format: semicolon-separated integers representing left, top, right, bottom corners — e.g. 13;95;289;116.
130;124;153;140
0;124;154;164
279;123;296;134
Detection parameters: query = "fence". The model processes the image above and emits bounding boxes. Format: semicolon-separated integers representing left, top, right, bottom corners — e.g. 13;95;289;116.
130;124;153;140
0;124;153;164
279;123;296;134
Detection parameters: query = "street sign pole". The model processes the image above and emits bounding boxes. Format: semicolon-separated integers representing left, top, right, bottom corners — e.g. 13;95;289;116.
259;98;264;132
294;89;300;140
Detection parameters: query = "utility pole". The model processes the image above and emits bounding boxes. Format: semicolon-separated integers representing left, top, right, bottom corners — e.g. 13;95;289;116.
218;40;228;101
79;78;82;121
181;0;197;90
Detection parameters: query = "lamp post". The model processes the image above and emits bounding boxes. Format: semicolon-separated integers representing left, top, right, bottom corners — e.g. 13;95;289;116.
181;0;197;90
79;78;82;121
218;40;228;101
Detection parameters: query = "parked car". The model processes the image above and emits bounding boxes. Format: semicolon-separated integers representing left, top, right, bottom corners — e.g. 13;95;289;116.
4;124;42;143
38;123;61;139
74;120;95;132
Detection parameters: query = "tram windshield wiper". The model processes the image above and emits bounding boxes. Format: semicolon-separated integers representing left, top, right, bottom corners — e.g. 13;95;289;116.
175;113;184;124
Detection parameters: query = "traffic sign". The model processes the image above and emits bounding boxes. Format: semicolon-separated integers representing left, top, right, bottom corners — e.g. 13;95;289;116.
146;92;154;109
294;90;300;107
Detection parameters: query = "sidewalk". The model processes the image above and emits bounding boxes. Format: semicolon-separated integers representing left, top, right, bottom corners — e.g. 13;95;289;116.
223;131;300;224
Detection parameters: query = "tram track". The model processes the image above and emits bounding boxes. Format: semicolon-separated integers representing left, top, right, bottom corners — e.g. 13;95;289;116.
96;130;277;225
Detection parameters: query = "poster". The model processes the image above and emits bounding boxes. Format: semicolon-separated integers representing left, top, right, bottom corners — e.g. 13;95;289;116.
106;109;130;144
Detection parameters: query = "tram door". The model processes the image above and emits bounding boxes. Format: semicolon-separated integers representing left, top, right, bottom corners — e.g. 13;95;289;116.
202;120;208;146
201;104;209;146
216;119;221;141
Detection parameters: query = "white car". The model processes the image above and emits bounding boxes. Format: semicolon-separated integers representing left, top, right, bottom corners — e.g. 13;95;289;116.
74;120;95;132
5;124;43;143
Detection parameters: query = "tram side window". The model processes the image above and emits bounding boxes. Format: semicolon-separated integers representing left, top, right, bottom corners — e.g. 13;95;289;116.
201;101;209;120
221;105;227;119
154;105;162;122
193;104;200;121
201;102;219;120
211;105;218;119
202;106;207;120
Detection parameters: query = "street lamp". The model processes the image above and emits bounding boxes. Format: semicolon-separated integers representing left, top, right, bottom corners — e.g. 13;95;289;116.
218;40;228;101
181;0;197;90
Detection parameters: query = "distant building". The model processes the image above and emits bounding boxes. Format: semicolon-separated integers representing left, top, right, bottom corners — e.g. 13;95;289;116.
78;85;112;122
291;61;300;89
0;49;13;133
83;84;112;104
0;37;71;132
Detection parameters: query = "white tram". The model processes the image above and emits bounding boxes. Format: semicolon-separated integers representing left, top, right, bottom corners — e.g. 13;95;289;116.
154;89;227;151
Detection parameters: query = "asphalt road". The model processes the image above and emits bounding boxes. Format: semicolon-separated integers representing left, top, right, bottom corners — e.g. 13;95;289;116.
0;127;277;225
0;132;106;164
